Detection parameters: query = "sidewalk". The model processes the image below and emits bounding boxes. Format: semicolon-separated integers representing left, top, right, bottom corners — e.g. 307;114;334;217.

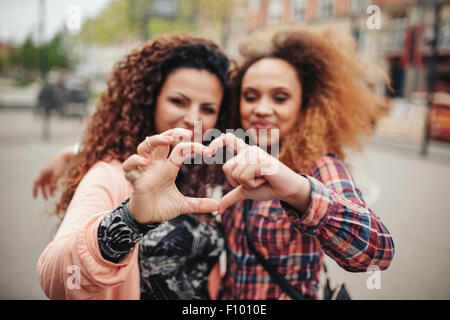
0;78;39;109
371;136;450;165
325;136;450;299
0;109;84;299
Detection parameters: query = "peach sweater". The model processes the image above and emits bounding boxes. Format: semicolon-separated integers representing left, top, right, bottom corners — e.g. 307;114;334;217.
37;160;140;299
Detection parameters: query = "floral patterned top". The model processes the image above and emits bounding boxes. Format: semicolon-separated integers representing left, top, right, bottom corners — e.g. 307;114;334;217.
97;198;224;300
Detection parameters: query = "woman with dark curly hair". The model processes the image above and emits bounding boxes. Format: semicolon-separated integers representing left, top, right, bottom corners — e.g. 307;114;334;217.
37;34;232;300
206;25;395;300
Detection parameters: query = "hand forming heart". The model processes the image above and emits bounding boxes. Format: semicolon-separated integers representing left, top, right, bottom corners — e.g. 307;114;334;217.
124;128;219;224
124;130;310;224
208;133;310;214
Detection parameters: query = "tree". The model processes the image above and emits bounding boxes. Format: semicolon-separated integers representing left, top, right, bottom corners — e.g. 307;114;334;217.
76;0;140;44
46;30;75;71
8;35;39;71
6;30;75;79
75;0;230;44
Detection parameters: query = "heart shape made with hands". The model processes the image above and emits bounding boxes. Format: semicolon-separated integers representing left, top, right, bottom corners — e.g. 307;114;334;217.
123;129;282;223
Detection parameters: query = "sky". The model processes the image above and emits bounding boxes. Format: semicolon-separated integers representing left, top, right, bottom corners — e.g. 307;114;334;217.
0;0;113;44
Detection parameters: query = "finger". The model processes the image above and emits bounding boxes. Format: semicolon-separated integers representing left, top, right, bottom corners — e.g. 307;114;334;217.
160;128;193;142
208;133;248;157
137;135;174;157
32;180;40;198
242;166;266;189
235;164;266;189
168;142;210;167
45;184;54;198
122;154;150;172
219;186;246;214
230;164;247;188
50;177;58;191
222;157;241;187
49;178;57;196
40;183;48;200
137;129;193;158
33;172;47;198
182;197;219;214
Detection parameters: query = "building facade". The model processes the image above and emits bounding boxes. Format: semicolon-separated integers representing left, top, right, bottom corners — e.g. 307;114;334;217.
226;0;450;100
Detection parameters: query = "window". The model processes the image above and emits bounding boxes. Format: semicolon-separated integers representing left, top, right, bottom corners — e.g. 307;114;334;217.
319;0;334;19
267;0;283;25
292;0;305;22
248;0;261;13
391;15;407;52
440;20;450;50
351;0;372;15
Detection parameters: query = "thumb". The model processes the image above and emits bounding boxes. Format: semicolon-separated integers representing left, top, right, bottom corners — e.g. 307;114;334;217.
219;185;247;214
182;197;219;214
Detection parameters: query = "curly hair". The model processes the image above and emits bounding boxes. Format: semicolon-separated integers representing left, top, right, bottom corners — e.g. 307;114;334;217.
54;34;232;219
233;25;390;172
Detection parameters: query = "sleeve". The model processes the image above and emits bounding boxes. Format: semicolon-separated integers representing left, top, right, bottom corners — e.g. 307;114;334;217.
281;155;395;272
98;198;161;263
36;161;139;299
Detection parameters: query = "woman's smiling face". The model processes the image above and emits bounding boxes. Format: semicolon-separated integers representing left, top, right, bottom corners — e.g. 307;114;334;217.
240;58;302;147
154;67;223;136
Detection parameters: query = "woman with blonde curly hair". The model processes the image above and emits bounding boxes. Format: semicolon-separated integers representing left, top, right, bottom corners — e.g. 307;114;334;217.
37;34;232;300
205;25;395;300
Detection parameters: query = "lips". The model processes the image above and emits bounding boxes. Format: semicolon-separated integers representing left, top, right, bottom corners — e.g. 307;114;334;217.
251;121;277;130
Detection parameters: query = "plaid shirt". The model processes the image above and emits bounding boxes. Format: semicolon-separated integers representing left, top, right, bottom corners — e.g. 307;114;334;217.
220;154;395;300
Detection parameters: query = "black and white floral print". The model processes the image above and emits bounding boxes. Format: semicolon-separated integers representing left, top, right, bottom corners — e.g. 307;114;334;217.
97;199;161;263
139;213;224;300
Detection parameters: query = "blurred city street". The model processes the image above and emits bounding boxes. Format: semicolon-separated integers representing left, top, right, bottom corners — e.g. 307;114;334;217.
0;108;449;299
0;108;83;299
1;0;450;302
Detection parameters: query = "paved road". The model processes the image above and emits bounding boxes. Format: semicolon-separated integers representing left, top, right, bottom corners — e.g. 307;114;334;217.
0;109;84;299
325;141;450;300
0;109;449;299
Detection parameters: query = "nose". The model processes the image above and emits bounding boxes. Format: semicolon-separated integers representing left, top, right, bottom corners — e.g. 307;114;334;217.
183;105;201;128
254;97;274;116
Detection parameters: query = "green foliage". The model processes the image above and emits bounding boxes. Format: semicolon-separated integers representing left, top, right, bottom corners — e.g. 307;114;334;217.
46;31;75;70
148;17;200;36
76;0;231;43
1;0;233;77
76;0;139;44
6;31;75;76
8;35;40;70
0;56;5;71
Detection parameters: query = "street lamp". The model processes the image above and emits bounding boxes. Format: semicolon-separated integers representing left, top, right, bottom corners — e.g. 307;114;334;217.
38;0;50;141
421;0;441;156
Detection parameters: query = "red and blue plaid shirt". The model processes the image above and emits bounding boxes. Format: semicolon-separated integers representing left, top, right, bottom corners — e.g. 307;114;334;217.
220;154;395;300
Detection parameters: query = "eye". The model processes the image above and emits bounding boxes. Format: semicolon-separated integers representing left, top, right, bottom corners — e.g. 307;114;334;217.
243;92;258;103
273;93;289;103
170;98;186;106
201;106;217;115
